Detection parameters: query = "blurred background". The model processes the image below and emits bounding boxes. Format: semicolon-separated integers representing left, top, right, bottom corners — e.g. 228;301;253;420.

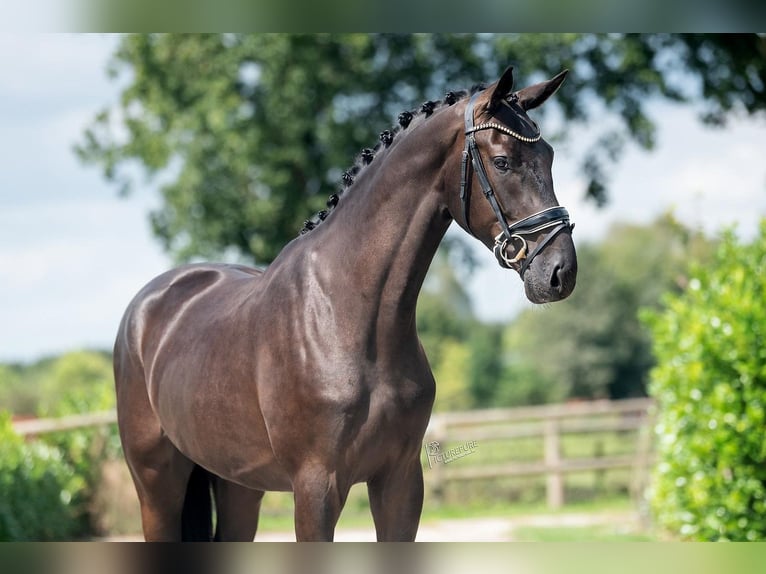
1;33;765;541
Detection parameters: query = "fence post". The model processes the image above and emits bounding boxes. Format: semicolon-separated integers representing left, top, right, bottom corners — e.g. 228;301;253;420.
544;419;564;509
594;438;606;493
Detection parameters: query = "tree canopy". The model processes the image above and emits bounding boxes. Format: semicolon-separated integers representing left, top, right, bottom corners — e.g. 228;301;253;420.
77;33;766;265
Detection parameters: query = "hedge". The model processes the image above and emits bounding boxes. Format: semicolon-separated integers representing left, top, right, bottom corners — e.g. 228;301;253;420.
0;412;86;540
645;221;766;540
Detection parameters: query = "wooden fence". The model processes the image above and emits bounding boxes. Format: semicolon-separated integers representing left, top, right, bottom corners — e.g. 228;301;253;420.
12;398;656;509
423;397;656;509
12;410;117;437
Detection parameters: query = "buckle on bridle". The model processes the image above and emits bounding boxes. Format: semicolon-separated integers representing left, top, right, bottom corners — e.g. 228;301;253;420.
493;232;527;268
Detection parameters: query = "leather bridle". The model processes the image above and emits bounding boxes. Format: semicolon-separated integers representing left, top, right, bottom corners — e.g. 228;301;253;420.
460;92;574;278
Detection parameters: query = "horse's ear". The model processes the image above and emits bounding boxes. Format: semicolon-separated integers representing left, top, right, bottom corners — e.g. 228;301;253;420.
488;66;515;113
516;69;569;111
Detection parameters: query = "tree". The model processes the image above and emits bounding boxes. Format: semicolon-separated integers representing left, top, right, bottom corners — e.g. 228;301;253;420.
0;351;114;417
466;324;506;408
645;220;766;540
77;33;766;265
39;351;115;417
417;252;476;411
503;214;712;402
431;340;473;412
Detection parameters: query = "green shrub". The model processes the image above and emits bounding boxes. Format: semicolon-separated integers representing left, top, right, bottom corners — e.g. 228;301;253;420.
0;351;121;539
0;412;86;540
644;221;766;540
35;351;121;536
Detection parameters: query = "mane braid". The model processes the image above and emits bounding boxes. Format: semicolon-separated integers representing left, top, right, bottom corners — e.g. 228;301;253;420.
298;84;477;236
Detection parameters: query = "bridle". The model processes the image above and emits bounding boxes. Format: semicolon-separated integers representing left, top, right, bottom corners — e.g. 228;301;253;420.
459;92;574;278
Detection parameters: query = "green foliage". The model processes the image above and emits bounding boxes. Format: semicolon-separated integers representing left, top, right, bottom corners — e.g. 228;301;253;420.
0;365;32;414
0;412;86;541
78;33;766;264
37;351;115;417
0;351;114;418
494;347;564;407
465;325;553;408
0;351;120;538
645;220;766;541
431;340;472;412
505;214;712;402
466;325;506;408
36;352;120;536
417;252;476;411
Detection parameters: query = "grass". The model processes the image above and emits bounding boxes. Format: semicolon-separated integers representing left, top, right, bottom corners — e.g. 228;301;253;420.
512;524;654;542
422;495;637;521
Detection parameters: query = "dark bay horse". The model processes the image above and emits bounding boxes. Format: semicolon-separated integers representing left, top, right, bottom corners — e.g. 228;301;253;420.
114;66;577;541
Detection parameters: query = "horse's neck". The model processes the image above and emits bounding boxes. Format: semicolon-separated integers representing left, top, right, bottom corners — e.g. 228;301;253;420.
307;110;458;334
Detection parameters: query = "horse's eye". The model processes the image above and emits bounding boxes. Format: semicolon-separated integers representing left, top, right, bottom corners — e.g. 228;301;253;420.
493;157;509;172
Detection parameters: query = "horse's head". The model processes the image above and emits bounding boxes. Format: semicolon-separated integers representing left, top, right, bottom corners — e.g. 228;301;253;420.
447;66;577;304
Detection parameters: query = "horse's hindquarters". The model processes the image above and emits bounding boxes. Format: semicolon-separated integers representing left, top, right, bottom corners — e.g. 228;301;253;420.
115;264;291;492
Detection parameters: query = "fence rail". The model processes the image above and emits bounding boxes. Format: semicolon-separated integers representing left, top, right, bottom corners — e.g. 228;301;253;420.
12;398;656;509
12;410;117;437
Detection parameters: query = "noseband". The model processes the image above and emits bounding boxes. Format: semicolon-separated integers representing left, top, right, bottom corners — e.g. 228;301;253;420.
459;92;574;278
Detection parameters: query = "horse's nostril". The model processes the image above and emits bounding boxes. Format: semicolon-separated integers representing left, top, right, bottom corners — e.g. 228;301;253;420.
550;265;562;290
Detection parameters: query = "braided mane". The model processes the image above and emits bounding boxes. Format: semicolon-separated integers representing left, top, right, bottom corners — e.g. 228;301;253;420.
299;83;486;235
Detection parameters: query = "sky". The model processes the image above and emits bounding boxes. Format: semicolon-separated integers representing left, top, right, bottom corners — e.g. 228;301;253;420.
1;34;765;363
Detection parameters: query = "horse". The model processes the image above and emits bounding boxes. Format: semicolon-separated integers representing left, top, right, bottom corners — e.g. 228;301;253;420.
114;65;577;541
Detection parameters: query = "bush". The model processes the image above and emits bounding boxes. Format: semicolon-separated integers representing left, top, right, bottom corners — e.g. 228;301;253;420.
644;221;766;540
35;351;121;537
0;412;86;540
0;350;121;539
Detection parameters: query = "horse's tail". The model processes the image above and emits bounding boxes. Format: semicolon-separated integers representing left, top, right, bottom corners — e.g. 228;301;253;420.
181;465;214;541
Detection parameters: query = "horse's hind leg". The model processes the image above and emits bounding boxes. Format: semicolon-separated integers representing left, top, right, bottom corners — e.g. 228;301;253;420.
367;456;424;541
212;478;265;541
120;415;197;541
115;347;198;541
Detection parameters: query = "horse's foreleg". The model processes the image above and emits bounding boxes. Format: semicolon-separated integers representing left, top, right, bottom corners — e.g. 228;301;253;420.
292;466;349;541
212;478;265;541
367;457;424;541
